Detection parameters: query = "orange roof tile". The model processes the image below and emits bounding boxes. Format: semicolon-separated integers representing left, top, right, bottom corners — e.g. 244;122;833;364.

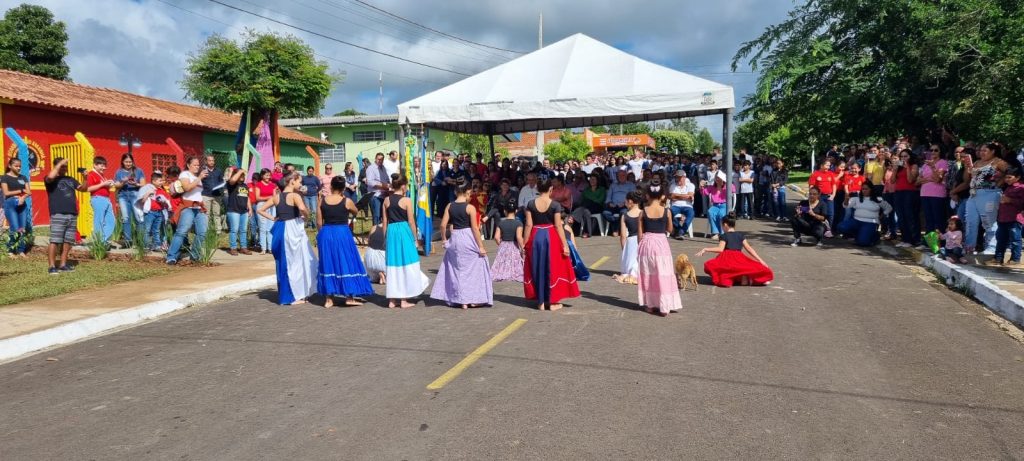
0;69;327;145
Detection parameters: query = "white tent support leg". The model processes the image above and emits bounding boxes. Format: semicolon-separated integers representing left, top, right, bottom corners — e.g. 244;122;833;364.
723;108;734;210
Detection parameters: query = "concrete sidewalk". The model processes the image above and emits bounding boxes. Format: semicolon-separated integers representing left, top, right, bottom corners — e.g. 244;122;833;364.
0;250;276;361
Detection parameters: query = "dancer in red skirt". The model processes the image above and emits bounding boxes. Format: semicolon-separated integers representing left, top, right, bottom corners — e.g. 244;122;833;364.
697;213;773;287
523;180;580;310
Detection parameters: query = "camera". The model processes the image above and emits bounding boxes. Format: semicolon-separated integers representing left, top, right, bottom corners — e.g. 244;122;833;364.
76;167;87;174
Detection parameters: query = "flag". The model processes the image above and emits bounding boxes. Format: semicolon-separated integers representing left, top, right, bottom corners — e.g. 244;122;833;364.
416;130;432;255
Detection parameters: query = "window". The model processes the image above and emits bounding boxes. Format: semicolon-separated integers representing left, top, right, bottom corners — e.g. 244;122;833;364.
320;144;346;163
353;131;385;142
151;153;176;173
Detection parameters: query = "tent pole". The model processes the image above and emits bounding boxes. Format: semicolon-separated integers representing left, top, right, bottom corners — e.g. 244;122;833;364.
723;109;734;212
398;124;405;175
489;132;496;159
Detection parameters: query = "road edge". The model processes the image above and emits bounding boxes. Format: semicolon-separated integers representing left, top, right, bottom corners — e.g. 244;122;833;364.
0;275;276;363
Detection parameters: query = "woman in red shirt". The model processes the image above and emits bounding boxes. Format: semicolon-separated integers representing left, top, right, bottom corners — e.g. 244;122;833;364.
253;168;277;254
888;149;921;248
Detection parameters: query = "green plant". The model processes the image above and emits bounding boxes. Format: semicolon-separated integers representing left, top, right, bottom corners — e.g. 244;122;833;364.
130;219;147;261
111;210;124;247
86;236;108;260
195;221;219;264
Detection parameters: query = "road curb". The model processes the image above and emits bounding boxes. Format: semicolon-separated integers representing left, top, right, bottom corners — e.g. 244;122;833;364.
882;245;1024;328
0;275;276;363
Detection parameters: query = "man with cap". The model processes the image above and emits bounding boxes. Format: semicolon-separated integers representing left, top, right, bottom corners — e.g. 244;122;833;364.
669;169;696;239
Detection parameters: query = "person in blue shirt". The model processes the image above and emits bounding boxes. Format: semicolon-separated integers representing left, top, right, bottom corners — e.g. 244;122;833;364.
602;170;637;235
301;166;322;229
113;153;146;246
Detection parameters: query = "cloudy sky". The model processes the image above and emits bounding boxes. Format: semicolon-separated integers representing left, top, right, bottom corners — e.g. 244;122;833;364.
5;0;796;136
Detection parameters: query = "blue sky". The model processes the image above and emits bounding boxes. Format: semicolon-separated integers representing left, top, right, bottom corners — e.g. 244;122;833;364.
5;0;798;138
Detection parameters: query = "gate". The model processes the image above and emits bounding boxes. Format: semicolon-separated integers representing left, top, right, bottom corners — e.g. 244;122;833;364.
49;132;95;237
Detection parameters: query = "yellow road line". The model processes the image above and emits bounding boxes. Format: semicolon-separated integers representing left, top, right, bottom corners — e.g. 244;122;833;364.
590;256;610;269
426;318;527;390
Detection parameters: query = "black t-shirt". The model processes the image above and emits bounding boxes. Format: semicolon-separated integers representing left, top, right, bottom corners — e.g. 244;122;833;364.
225;181;250;213
1;174;28;195
797;200;826;220
45;176;80;216
497;218;521;242
723;231;745;250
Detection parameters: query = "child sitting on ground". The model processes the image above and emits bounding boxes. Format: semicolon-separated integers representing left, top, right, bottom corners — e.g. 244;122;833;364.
697;213;774;287
940;216;966;264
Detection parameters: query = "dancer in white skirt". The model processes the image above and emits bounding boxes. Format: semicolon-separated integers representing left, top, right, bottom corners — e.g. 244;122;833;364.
257;172;317;305
363;223;387;284
615;191;643;284
383;178;430;308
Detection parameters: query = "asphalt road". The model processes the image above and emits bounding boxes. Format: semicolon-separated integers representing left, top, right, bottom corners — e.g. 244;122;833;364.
2;218;1023;460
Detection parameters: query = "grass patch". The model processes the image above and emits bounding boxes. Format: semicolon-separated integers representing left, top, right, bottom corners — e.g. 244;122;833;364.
787;170;811;185
0;255;179;306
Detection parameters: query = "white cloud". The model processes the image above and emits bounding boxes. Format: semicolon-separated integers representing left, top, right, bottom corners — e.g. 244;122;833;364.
8;0;793;139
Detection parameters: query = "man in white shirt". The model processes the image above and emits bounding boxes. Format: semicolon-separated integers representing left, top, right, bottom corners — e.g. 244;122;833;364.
581;154;599;175
383;150;401;178
516;172;539;221
430;151;443;177
365;153;391;225
669;170;695;239
627;150;646;180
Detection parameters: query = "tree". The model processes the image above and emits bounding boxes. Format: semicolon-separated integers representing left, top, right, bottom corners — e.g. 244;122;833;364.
695;128;716;154
652;130;696;153
0;4;69;80
182;30;339;118
334;108;366;116
543;131;591;163
732;0;1024;146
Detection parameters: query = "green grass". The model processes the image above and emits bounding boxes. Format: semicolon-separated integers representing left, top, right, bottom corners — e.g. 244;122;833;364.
0;255;179;306
786;170;811;185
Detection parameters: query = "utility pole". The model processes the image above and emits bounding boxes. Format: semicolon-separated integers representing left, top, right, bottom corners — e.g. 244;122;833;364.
378;72;383;115
535;12;544;162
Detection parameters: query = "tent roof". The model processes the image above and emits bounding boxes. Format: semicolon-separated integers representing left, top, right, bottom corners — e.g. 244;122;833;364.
398;33;734;135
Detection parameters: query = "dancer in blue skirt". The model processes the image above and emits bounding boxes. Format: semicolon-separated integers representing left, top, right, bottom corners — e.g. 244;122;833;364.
317;176;373;308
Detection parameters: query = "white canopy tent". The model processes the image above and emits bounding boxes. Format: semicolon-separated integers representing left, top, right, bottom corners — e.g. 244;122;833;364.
397;33;737;199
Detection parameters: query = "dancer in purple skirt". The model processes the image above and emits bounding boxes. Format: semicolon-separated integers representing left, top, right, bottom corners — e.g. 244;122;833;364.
491;198;524;282
430;181;493;308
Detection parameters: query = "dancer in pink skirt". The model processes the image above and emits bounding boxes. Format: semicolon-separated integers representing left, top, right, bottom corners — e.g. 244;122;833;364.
491;198;525;282
637;187;682;316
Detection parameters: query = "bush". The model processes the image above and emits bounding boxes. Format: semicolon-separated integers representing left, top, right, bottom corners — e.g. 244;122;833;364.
195;221;219;264
87;236;108;260
130;219;147;261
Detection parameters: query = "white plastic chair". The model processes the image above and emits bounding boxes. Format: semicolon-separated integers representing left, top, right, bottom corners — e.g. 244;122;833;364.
673;214;695;239
590;214;609;236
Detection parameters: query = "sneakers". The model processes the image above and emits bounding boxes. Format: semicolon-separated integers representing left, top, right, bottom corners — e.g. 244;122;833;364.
895;242;912;248
48;267;59;275
58;265;74;272
1006;260;1021;268
228;249;239;256
983;258;1003;267
816;241;824;248
239;248;252;255
824;230;833;238
791;238;800;247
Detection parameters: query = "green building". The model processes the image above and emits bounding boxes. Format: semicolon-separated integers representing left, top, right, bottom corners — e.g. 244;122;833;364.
202;131;322;171
280;114;459;171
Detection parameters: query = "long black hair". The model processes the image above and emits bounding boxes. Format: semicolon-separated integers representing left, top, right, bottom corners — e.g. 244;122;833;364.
858;180;882;203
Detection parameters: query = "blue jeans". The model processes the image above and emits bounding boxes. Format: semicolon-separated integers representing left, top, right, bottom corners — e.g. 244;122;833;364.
370;194;384;225
838;219;880;247
3;197;29;254
707;203;727;236
670;205;694;235
893;191;920;244
602;207;626;229
117;190;140;243
738;192;753;217
166;208;208;263
303;195;318;228
965;189;999;253
90;196;115;244
772;188;787;219
995;221;1022;263
227;211;249;250
821;196;835;228
257;206;275;251
143;211;164;250
920;196;947;235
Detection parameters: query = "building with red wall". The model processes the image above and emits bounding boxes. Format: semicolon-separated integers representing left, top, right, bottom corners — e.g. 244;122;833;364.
0;70;325;225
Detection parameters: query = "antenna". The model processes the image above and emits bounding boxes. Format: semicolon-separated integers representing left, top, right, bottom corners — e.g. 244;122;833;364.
378;72;383;115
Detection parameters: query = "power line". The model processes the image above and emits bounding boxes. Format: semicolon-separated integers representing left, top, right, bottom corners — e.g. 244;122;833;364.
313;0;516;64
349;0;527;55
205;0;472;76
155;0;451;85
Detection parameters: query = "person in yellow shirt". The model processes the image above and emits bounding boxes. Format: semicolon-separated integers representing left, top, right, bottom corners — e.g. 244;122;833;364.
864;145;885;197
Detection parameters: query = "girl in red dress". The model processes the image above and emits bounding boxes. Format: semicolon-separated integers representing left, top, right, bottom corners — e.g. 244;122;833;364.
523;180;580;310
697;213;773;287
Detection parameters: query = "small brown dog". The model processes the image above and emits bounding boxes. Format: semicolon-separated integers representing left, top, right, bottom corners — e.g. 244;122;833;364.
675;254;698;291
